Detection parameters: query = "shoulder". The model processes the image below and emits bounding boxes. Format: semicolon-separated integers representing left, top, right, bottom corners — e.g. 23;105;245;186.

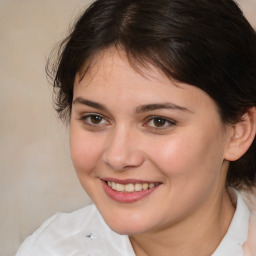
241;189;256;256
15;204;134;256
15;204;98;256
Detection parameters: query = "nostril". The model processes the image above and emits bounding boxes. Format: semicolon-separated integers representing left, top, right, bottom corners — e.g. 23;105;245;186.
103;148;145;171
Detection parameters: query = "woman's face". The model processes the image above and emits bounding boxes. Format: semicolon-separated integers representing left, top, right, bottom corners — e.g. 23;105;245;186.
70;49;231;235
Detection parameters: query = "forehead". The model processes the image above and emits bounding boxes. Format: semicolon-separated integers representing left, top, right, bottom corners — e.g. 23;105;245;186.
75;48;169;87
75;48;182;96
73;48;219;116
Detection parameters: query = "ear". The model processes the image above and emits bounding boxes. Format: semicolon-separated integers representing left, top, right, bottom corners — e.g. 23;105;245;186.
224;107;256;161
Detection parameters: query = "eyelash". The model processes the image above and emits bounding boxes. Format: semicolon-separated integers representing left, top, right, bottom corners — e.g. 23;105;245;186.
79;114;176;130
146;116;176;129
79;114;108;127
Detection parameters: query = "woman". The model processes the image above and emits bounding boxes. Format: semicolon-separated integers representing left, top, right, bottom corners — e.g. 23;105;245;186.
16;0;256;255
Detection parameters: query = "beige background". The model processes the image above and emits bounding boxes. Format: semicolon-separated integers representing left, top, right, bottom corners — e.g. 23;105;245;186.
0;1;255;255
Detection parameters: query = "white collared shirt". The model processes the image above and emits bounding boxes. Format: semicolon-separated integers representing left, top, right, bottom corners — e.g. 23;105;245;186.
16;191;251;256
212;191;250;256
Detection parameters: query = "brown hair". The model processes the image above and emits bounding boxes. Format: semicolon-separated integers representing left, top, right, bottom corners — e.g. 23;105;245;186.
47;0;256;189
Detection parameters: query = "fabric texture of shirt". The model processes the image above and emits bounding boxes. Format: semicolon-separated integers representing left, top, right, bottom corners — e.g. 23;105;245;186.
15;190;255;256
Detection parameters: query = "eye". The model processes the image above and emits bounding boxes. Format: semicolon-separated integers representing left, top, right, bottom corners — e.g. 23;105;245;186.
80;114;108;126
147;116;176;129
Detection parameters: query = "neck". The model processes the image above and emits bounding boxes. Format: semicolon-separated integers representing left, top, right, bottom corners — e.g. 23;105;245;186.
130;188;235;256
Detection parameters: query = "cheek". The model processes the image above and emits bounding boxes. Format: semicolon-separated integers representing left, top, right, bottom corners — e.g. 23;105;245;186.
146;129;226;217
147;127;224;182
69;126;103;176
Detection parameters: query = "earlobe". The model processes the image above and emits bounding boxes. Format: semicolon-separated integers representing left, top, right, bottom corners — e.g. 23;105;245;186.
224;107;256;161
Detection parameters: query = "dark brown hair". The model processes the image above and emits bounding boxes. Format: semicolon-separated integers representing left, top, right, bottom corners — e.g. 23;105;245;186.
48;0;256;189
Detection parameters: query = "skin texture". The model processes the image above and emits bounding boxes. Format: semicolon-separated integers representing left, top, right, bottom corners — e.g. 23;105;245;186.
70;49;236;256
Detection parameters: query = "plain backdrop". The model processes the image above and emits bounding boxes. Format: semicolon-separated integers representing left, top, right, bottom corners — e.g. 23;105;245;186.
0;1;255;255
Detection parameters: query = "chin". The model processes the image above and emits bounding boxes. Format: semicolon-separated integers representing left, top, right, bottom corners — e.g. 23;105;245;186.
102;211;154;235
109;222;149;235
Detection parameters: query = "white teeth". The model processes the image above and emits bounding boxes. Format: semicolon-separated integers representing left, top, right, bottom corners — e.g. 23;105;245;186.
134;183;143;191
107;181;158;193
125;183;135;192
115;183;125;192
142;183;149;190
149;183;155;189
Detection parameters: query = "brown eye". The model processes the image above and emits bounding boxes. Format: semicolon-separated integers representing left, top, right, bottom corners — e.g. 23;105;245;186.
147;116;176;129
90;115;103;124
80;114;107;126
153;117;167;127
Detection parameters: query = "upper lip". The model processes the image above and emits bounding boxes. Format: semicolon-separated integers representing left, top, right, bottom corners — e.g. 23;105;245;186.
101;177;162;185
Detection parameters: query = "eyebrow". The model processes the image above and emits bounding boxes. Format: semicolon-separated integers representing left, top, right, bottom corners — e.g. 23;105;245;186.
72;97;191;114
73;98;107;111
135;103;191;114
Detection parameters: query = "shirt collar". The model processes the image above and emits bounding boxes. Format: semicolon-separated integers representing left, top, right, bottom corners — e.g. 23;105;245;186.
212;190;250;256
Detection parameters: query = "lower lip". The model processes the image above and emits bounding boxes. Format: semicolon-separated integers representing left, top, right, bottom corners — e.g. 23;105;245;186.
102;181;160;203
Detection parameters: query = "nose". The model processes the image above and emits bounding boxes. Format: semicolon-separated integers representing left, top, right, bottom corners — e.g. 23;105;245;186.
103;127;145;171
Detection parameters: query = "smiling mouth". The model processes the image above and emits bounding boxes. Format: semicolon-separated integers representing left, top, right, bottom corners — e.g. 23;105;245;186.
106;181;160;193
